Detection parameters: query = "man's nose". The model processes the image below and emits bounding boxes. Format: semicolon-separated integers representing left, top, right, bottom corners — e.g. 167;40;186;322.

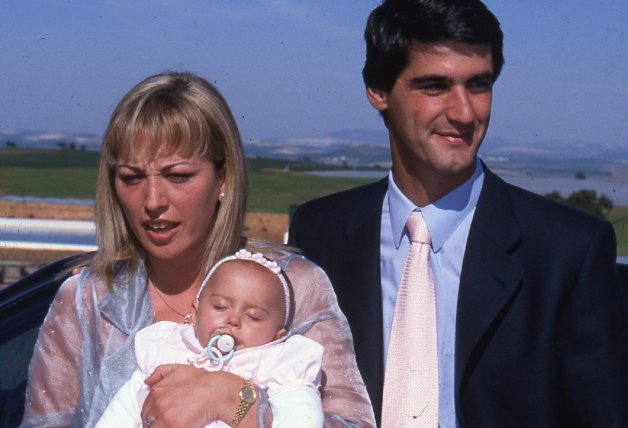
445;86;474;124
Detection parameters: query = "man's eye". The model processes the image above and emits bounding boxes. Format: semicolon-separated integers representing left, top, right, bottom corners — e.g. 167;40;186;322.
419;83;447;95
468;79;493;93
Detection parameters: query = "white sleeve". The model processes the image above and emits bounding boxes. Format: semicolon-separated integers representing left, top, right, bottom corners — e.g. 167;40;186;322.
257;336;324;428
269;387;324;428
95;369;146;428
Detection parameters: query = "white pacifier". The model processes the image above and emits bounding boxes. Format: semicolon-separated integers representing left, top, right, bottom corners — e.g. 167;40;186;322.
215;334;235;354
206;332;235;368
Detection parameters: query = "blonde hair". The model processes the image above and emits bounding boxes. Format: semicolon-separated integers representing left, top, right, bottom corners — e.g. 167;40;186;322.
92;71;247;287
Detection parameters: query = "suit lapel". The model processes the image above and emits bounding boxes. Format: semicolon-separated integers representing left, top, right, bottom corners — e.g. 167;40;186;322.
455;169;524;393
341;179;387;326
341;178;387;419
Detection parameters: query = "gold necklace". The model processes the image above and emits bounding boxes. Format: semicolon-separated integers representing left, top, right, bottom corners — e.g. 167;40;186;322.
153;286;194;324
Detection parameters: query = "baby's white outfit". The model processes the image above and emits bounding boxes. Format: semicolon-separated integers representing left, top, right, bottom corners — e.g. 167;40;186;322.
95;321;324;427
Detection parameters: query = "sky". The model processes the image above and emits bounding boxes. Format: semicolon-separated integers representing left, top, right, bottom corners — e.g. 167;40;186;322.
1;0;627;147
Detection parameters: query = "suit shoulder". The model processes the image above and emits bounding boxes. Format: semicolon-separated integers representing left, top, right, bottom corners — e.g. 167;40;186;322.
505;182;608;226
289;178;386;249
500;181;614;246
295;178;386;216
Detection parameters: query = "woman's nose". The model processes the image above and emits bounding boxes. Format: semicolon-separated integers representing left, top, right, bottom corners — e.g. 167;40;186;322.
144;176;167;213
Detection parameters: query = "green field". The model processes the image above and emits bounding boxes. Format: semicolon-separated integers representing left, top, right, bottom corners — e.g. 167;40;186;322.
0;148;375;211
0;148;98;198
246;157;379;212
609;206;628;256
1;148;627;256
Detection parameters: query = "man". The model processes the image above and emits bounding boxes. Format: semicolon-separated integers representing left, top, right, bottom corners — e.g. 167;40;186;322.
289;0;628;426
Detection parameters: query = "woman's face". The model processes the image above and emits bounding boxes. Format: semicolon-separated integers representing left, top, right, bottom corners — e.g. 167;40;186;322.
114;141;224;266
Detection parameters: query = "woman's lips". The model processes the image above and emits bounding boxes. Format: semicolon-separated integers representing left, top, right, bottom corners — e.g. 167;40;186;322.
142;220;179;244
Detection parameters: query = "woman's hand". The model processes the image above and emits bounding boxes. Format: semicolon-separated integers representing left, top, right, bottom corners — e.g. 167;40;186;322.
140;364;259;428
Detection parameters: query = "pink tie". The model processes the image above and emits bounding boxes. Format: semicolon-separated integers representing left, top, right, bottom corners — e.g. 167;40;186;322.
381;211;438;427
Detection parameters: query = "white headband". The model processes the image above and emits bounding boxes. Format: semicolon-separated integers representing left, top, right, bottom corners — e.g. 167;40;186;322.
196;249;292;327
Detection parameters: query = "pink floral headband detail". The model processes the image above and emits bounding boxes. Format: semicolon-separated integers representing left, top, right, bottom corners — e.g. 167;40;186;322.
196;249;291;326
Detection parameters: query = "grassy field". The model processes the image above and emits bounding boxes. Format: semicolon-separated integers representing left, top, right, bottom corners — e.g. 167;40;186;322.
1;148;627;256
609;206;628;256
0;148;375;212
0;148;98;198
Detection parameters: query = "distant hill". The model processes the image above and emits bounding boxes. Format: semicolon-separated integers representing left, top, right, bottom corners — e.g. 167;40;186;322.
246;130;390;167
245;129;628;177
481;135;628;162
2;127;626;176
480;136;628;180
0;129;101;151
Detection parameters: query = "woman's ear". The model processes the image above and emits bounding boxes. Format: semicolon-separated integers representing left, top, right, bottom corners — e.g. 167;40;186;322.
366;86;390;112
218;174;226;202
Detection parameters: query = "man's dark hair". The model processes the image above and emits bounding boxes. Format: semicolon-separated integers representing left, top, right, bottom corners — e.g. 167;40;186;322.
363;0;504;92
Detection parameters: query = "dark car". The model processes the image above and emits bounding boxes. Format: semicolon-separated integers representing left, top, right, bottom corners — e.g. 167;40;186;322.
0;254;89;427
1;255;627;427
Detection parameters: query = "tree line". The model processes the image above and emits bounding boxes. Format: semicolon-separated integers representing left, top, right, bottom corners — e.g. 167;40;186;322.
545;189;613;219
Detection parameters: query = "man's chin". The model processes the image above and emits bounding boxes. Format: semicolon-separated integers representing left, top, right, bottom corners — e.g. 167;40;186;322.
435;158;477;177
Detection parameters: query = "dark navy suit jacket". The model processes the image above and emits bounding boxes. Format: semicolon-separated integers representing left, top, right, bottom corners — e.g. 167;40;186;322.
289;167;628;427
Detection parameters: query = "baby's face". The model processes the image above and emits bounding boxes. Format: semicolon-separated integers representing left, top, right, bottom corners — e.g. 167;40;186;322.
195;260;286;350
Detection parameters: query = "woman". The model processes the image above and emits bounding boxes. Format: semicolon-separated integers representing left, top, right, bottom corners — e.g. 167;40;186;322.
21;72;375;428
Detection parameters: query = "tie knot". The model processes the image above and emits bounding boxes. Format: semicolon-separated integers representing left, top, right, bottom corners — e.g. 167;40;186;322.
406;211;431;244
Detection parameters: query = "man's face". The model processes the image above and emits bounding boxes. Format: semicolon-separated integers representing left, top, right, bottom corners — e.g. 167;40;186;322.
368;41;494;200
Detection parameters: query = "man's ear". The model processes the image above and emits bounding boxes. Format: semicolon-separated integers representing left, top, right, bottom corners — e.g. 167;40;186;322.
366;86;389;112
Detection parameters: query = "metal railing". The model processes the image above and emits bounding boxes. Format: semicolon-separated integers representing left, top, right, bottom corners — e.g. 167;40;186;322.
0;217;97;252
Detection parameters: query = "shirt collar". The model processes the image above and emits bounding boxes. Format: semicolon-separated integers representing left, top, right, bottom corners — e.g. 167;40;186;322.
388;159;485;252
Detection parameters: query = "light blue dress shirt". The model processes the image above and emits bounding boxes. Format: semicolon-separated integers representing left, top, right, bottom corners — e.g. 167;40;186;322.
380;159;484;428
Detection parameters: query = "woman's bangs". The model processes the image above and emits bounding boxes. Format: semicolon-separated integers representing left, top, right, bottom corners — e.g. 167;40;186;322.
113;103;208;162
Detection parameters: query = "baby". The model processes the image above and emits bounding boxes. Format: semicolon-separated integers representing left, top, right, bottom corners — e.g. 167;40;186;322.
96;249;324;427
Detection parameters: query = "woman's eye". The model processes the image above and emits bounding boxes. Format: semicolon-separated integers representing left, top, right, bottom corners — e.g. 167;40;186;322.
118;174;144;185
167;174;191;183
